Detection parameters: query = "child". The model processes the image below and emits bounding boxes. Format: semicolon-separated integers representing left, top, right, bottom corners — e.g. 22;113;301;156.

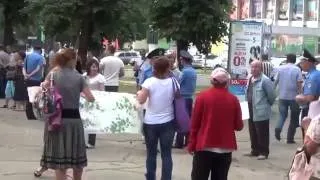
1;61;16;109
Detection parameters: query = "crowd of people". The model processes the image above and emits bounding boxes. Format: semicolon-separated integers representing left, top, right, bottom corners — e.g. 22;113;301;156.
247;49;320;180
2;41;320;180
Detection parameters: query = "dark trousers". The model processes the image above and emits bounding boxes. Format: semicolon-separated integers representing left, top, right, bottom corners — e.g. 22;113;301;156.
0;76;7;99
310;177;320;180
143;121;175;180
104;86;119;92
301;107;309;140
191;151;232;180
25;80;41;120
276;99;300;141
88;134;96;146
175;98;193;148
248;118;270;156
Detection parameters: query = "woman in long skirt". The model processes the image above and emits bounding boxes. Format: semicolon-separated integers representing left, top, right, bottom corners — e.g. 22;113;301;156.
34;49;94;180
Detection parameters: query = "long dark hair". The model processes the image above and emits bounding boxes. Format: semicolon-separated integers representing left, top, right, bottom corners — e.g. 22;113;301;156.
86;59;99;76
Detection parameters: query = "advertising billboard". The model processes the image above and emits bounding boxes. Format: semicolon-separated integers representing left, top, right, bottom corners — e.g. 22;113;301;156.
228;21;263;99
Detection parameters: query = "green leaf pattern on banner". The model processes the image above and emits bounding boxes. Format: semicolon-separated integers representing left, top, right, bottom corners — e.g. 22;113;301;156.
79;91;140;134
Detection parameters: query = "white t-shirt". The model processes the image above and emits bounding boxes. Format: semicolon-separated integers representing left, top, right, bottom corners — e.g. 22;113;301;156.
142;77;176;125
83;73;106;90
99;56;124;86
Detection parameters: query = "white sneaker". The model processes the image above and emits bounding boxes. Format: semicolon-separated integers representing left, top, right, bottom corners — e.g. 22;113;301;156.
86;144;94;149
257;155;268;160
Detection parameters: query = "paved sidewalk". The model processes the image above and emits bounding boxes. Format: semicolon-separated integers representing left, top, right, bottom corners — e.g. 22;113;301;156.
0;101;300;180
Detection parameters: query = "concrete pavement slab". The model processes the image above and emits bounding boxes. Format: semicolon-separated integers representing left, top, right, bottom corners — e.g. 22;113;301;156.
0;100;301;179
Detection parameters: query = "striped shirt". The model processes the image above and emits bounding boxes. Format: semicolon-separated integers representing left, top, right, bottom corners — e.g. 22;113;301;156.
262;61;274;79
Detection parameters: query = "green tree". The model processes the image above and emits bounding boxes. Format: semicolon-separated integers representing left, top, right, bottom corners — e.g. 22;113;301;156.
150;0;233;65
0;0;27;46
26;0;148;65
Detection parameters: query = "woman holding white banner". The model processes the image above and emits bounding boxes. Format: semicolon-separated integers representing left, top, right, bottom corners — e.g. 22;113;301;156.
83;59;106;148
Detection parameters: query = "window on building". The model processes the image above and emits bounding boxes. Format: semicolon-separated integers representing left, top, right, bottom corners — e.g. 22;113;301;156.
306;0;318;21
239;0;249;19
266;0;275;20
292;0;303;20
278;0;289;20
251;0;262;18
317;38;320;54
230;0;238;20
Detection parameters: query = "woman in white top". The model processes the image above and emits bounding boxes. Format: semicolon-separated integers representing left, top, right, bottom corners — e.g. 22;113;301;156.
137;56;176;180
83;59;105;148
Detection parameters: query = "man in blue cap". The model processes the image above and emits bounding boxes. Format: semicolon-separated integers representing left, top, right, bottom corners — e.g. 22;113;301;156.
174;50;197;149
296;49;320;139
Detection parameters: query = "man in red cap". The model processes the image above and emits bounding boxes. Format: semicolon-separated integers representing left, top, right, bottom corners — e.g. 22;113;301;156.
188;67;243;180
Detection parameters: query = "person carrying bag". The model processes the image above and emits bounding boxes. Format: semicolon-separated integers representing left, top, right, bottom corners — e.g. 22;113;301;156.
289;111;320;180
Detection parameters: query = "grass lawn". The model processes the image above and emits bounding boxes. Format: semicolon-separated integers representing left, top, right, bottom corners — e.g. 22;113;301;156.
196;68;212;75
126;64;211;76
120;65;210;94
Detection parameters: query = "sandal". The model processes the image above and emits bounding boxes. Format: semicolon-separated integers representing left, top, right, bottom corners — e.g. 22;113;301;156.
34;167;48;178
66;174;73;180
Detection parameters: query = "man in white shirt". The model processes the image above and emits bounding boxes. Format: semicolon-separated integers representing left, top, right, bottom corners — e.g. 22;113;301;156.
99;45;125;92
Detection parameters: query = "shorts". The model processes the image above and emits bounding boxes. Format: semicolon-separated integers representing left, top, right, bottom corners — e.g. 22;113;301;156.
5;80;15;98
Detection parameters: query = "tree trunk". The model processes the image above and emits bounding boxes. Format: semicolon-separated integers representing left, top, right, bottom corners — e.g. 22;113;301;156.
77;9;94;70
176;40;188;70
3;5;15;46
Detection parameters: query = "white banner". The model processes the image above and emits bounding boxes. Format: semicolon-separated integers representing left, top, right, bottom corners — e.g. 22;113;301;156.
80;91;142;134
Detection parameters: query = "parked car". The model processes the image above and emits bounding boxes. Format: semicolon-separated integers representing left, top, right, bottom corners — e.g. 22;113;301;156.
270;57;287;68
203;54;228;69
192;54;205;69
129;51;142;66
114;51;141;65
192;54;227;69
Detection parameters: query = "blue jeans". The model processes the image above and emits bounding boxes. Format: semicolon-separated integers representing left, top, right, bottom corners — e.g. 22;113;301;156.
143;121;175;180
276;99;300;141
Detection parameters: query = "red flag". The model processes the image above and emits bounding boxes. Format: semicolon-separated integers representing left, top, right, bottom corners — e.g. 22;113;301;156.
114;38;119;50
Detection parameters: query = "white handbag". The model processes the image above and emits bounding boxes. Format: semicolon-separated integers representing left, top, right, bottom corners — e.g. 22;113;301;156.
288;147;313;180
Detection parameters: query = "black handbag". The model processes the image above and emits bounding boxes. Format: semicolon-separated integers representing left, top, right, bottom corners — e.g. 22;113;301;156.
134;60;145;78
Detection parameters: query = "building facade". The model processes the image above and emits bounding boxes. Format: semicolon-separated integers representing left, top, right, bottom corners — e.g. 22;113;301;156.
230;0;320;56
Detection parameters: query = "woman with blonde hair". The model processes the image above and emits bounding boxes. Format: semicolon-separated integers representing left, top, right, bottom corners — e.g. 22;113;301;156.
35;48;94;180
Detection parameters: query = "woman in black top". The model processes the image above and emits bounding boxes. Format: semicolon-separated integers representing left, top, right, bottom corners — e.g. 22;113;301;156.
13;51;27;111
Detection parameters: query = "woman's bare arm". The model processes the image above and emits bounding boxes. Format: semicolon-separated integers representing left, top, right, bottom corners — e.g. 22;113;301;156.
82;87;95;102
137;88;149;104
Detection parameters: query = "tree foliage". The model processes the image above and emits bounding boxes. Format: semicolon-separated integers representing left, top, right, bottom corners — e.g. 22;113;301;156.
0;0;28;45
24;0;149;65
25;0;148;44
150;0;233;54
